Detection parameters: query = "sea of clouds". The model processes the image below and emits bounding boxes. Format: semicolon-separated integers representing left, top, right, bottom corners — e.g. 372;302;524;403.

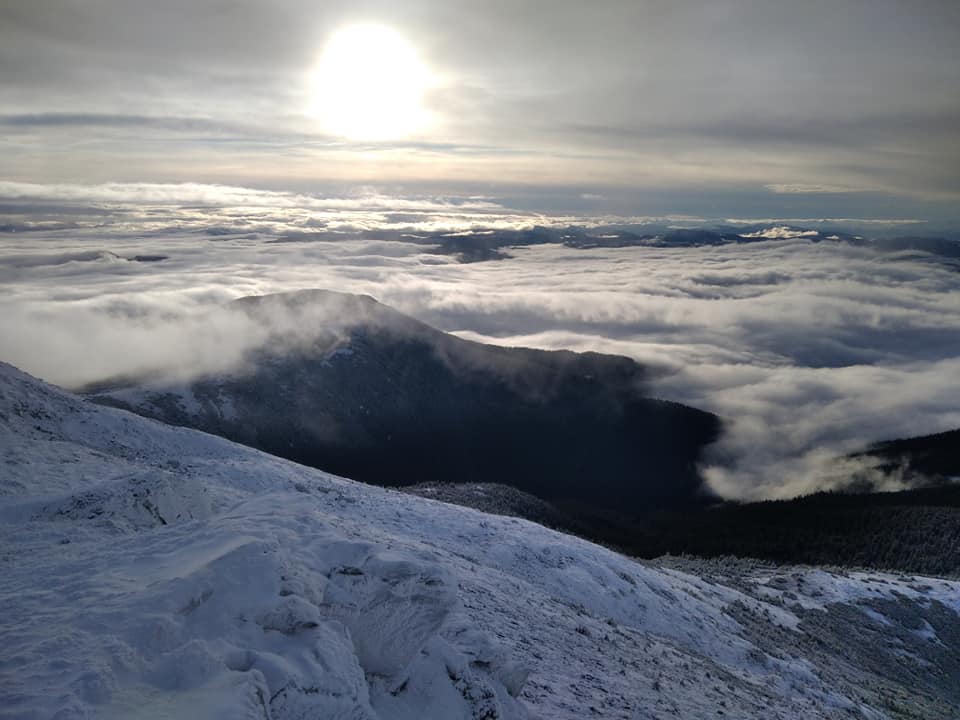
2;182;959;500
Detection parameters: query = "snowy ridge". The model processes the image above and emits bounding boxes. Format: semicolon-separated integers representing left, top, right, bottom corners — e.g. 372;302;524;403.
1;361;959;719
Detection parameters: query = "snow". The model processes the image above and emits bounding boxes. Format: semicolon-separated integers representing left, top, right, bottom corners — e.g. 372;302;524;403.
751;567;960;615
741;226;821;239
1;361;959;719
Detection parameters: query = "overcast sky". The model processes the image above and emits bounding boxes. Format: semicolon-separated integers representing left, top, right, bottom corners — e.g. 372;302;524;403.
2;0;959;219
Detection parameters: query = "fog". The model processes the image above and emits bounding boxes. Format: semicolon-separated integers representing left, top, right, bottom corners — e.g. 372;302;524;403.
2;186;958;500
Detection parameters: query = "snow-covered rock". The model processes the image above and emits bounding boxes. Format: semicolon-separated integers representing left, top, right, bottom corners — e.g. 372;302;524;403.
1;361;958;719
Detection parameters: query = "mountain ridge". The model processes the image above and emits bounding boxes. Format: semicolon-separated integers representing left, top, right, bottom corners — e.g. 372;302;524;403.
85;289;722;515
3;360;960;718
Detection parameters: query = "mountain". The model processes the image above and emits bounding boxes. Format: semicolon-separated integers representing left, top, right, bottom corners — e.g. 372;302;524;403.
857;427;960;484
275;225;960;263
401;419;960;577
601;485;960;577
401;481;576;529
84;289;721;515
3;361;960;718
400;481;960;577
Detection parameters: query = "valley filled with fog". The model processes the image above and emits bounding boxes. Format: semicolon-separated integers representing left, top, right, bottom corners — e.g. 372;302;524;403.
2;185;959;502
4;3;959;717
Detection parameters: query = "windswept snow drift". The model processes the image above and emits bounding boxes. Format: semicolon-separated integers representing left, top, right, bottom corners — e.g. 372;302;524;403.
1;361;959;719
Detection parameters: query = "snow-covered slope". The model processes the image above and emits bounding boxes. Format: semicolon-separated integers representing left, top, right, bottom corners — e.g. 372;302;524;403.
2;362;959;719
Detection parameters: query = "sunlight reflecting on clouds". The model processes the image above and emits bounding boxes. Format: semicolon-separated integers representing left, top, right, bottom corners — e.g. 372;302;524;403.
309;25;434;141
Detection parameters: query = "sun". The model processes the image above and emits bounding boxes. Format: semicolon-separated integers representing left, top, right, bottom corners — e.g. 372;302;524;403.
309;24;432;141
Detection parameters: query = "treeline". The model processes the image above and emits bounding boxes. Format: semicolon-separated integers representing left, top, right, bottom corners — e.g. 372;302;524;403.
859;428;960;481
397;481;960;576
555;485;960;577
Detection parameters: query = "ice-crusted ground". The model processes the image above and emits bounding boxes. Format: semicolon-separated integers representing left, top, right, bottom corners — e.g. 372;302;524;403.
1;362;958;719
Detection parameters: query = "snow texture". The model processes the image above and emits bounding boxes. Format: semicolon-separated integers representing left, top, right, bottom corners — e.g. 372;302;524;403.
1;361;958;719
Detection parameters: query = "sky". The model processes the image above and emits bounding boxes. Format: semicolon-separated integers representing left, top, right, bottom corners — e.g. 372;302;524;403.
1;0;959;220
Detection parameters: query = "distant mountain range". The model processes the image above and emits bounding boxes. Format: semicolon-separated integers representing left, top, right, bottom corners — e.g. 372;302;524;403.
273;224;960;264
85;289;722;516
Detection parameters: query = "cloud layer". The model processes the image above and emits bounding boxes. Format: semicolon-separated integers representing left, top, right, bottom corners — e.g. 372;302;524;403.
2;185;959;501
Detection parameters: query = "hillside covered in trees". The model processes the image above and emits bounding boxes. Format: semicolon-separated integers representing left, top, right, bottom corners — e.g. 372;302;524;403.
407;483;960;577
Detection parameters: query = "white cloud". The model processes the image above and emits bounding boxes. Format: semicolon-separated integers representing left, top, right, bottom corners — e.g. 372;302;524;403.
740;226;820;239
2;188;959;501
724;217;926;226
764;183;879;194
0;180;506;212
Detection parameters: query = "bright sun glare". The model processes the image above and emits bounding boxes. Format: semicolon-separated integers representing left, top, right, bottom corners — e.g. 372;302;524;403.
310;24;432;141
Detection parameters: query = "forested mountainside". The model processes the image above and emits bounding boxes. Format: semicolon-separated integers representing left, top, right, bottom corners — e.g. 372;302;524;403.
402;483;960;577
86;290;721;515
857;428;960;485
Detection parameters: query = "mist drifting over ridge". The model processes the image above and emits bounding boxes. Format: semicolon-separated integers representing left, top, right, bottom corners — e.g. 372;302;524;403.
4;4;960;718
2;182;959;502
